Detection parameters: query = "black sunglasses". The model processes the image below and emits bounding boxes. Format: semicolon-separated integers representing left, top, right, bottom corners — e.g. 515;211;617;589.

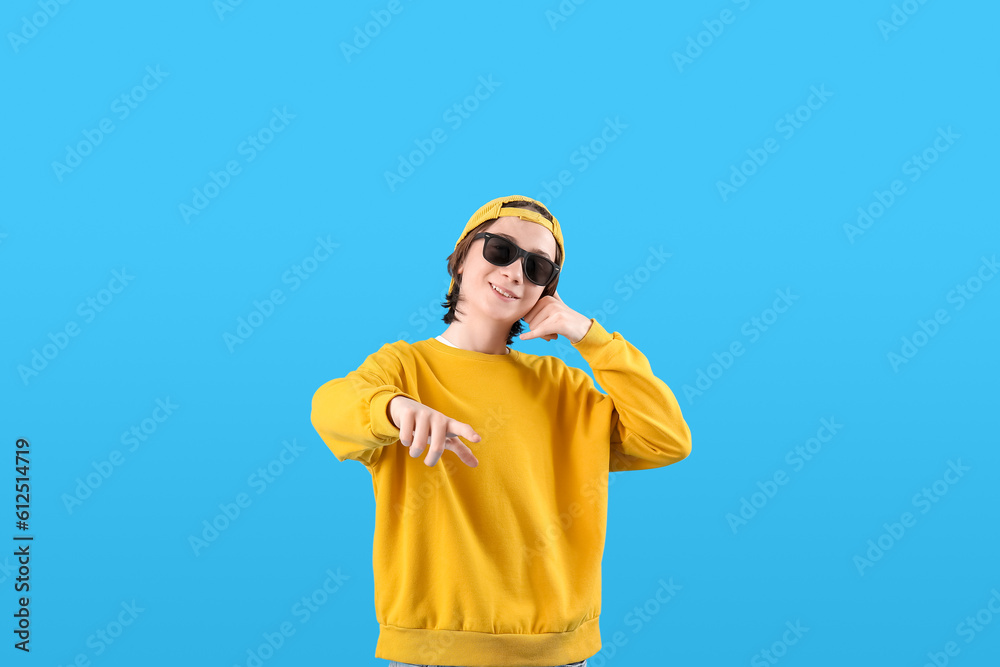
473;232;560;287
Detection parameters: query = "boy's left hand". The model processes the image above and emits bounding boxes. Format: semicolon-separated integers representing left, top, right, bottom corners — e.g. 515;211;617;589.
519;290;593;344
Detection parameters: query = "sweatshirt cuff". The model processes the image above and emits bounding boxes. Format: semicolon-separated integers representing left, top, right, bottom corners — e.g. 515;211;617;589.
369;389;404;442
571;317;615;355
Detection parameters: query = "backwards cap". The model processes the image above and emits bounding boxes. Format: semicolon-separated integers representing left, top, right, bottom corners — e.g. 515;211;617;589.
448;194;564;296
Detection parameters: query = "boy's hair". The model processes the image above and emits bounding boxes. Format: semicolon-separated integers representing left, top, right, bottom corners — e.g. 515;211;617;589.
441;199;563;346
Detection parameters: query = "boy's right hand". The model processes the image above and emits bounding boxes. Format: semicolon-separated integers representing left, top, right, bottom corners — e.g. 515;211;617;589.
387;396;480;468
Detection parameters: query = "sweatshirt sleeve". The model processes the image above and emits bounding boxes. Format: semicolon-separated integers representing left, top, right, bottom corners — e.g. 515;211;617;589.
571;318;693;472
310;344;417;467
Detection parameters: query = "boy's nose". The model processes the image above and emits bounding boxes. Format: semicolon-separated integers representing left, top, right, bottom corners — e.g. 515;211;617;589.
501;259;523;282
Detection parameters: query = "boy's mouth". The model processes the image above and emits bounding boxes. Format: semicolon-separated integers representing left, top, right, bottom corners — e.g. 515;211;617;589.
489;282;519;300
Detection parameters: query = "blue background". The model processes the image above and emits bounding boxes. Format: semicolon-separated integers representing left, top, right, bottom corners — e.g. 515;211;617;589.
3;0;998;665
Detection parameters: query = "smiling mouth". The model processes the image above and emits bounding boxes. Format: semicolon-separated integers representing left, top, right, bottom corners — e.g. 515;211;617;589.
489;282;519;300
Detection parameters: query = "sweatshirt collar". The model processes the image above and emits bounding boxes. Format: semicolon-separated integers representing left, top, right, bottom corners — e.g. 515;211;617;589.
424;336;521;362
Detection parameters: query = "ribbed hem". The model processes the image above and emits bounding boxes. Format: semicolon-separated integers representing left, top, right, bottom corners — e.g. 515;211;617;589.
374;616;601;667
369;389;406;441
571;317;615;362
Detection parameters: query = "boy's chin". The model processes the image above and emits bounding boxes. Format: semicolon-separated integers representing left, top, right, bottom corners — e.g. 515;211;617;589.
484;311;527;326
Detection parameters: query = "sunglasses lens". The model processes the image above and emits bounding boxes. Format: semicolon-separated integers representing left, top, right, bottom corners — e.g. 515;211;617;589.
524;255;553;285
484;237;514;265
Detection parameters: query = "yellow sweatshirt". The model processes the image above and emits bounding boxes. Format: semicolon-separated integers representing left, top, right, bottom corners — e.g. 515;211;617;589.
309;317;692;666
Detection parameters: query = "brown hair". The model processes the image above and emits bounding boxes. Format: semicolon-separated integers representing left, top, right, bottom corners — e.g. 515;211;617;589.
441;199;563;346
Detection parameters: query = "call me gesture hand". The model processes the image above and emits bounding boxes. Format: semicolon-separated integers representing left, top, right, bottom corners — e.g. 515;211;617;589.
519;290;593;344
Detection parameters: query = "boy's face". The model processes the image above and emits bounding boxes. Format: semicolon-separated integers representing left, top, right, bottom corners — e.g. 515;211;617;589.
457;216;559;324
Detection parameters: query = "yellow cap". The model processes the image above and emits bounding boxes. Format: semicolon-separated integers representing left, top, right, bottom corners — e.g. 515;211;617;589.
447;195;564;297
